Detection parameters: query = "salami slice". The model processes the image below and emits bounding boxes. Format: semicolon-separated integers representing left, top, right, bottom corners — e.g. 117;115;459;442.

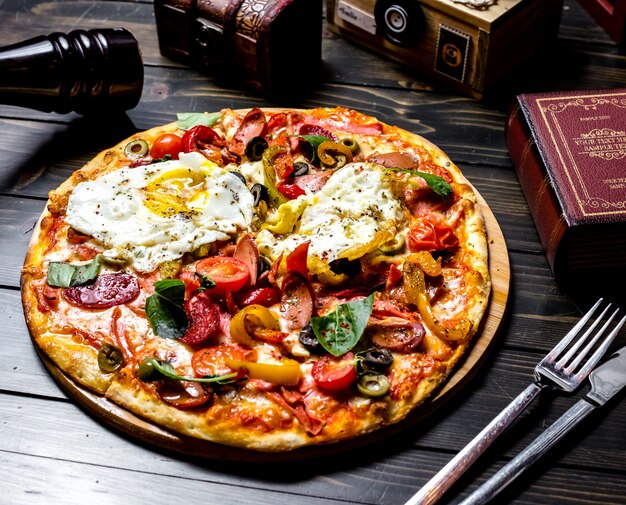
179;292;220;346
63;273;139;309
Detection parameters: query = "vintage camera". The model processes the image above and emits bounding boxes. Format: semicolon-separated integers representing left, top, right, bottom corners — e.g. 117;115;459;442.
154;0;323;96
326;0;563;98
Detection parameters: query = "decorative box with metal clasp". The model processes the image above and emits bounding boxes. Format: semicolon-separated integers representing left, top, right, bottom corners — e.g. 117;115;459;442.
154;0;323;96
326;0;564;98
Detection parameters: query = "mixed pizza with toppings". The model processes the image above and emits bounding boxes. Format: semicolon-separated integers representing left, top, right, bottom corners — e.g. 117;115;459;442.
21;107;490;451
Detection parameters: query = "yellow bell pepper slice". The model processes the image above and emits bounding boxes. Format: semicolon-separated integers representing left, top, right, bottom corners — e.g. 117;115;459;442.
261;146;288;208
403;253;470;341
225;358;301;386
262;197;308;234
230;305;283;347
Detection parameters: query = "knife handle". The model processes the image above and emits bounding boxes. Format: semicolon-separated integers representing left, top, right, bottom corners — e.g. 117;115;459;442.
404;383;543;505
459;399;597;505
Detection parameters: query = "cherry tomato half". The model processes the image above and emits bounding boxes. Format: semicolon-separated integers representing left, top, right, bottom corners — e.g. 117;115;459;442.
192;343;254;377
150;133;183;160
312;352;357;392
196;257;250;297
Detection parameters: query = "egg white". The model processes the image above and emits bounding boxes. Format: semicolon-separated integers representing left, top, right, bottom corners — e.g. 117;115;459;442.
65;152;254;272
256;162;407;265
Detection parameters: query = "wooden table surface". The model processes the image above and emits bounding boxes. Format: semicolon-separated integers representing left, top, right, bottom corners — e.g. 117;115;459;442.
1;1;626;504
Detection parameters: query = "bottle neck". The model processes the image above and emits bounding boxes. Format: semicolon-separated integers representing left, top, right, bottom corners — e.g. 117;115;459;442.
0;29;143;114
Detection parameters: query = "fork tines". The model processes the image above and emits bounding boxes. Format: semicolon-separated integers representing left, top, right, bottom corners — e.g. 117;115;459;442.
543;298;626;383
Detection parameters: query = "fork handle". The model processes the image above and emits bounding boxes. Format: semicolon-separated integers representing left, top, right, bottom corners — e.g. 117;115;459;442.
404;383;543;505
458;398;596;505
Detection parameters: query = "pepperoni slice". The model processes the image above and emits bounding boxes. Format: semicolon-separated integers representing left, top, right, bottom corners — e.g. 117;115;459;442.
367;152;417;170
237;287;281;308
280;272;315;330
370;321;425;353
156;380;212;409
179;292;220;346
298;124;337;140
233;234;259;287
63;273;139;309
228;108;267;156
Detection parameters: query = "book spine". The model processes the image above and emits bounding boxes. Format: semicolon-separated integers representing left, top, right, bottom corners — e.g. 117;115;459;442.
505;98;568;278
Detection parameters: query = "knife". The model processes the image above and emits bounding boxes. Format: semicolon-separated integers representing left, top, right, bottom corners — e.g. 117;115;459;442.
458;345;626;505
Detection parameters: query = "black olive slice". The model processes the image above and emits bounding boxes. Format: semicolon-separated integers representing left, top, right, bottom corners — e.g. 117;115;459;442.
251;183;270;206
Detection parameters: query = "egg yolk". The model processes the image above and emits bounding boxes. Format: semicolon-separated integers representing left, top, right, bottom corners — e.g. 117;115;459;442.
142;168;208;218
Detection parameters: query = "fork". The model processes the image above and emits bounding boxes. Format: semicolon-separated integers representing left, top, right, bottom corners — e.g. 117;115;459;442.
404;298;625;505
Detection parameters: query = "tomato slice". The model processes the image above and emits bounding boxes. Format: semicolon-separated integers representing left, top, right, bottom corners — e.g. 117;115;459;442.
196;257;250;296
406;220;458;252
312;352;357;392
150;133;183;160
192;343;255;377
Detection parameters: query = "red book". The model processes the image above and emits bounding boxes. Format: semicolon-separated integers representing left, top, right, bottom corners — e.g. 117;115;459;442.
506;89;626;288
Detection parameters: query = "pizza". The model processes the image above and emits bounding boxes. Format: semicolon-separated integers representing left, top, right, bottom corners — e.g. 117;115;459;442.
21;107;490;452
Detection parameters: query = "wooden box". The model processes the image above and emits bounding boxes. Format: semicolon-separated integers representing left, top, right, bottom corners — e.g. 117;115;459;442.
326;0;563;98
154;0;323;96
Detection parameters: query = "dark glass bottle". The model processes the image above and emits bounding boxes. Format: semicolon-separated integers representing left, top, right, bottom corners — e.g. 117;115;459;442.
0;28;143;114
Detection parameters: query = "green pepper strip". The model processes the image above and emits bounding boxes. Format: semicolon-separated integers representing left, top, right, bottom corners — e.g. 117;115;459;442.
261;146;288;208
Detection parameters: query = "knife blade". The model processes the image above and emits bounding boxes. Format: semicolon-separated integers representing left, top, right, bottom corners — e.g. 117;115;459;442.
458;345;626;505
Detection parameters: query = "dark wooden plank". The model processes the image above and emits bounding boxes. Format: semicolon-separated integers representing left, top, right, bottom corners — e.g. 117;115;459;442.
0;66;513;162
0;289;67;399
0;452;350;505
1;388;625;505
559;1;618;45
0;196;46;288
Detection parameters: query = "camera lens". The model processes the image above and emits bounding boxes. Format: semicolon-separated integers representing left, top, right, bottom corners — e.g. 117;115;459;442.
375;0;424;47
385;6;409;33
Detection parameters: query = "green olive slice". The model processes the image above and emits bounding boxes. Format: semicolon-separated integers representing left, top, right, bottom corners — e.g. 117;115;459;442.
340;137;360;155
357;373;390;397
97;343;124;373
124;139;149;159
317;141;353;169
137;357;159;381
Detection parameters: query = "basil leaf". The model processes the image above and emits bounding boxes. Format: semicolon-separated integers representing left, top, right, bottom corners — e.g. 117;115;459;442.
386;167;453;198
310;293;375;357
176;112;221;130
142;357;238;384
145;279;188;339
47;254;102;287
296;134;333;150
194;272;215;293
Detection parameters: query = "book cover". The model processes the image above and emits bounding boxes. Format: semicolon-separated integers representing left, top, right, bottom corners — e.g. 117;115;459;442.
506;88;626;288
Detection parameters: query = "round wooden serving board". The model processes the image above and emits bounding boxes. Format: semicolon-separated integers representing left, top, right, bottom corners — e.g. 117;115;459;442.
34;192;510;462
